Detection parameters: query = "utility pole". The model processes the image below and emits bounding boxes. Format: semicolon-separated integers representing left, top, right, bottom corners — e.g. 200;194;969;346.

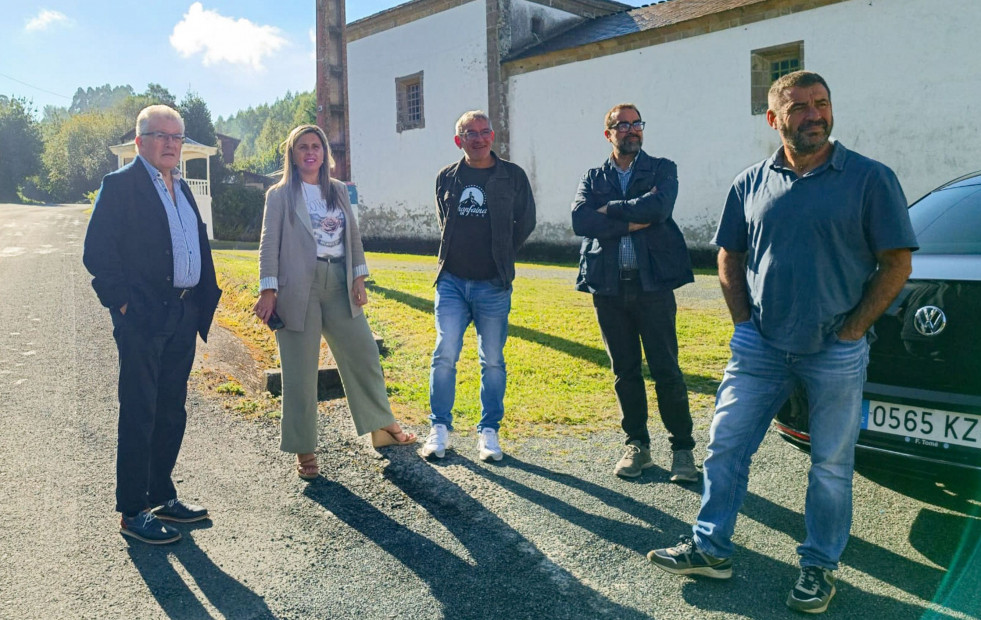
315;0;350;181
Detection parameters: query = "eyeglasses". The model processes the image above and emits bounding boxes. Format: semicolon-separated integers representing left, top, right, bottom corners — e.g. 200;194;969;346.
142;132;185;144
610;121;645;133
459;128;493;142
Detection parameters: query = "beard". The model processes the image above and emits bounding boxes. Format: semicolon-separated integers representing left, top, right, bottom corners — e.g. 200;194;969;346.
782;117;833;155
615;134;642;155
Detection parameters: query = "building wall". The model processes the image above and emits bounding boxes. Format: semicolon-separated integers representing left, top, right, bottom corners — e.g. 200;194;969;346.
347;1;489;240
507;0;981;245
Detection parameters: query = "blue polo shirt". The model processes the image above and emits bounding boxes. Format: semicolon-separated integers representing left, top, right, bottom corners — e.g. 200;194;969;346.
713;140;917;354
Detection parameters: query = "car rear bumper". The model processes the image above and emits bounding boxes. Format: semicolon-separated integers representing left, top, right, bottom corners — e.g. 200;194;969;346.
773;381;981;476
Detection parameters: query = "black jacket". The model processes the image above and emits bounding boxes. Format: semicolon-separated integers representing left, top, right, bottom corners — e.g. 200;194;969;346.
572;150;693;295
83;158;222;340
435;151;536;286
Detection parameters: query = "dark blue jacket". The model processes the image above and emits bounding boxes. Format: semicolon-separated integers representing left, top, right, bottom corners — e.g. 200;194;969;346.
83;159;222;340
572;150;693;295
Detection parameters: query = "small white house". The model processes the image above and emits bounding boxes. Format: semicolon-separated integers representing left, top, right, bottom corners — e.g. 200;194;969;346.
109;138;219;239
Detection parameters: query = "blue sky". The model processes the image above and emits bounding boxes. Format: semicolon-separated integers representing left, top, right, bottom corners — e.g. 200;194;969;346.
1;1;644;120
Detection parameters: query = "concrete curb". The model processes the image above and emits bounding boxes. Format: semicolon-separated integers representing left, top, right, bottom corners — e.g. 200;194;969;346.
263;334;386;399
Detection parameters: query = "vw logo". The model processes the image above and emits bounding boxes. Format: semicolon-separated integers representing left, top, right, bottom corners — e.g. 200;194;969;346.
913;305;947;336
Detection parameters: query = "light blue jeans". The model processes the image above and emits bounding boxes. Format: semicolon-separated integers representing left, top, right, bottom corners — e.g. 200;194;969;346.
429;272;511;431
693;321;869;570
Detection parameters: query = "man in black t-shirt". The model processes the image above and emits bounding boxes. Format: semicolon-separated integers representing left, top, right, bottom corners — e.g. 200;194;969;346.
423;110;536;462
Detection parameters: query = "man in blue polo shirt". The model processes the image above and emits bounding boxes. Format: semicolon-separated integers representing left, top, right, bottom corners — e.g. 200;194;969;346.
647;71;917;614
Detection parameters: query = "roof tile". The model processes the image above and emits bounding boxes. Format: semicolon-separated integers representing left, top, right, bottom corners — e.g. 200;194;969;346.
508;0;770;60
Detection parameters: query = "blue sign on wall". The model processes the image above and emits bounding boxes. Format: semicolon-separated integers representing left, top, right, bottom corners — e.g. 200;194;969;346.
345;182;359;221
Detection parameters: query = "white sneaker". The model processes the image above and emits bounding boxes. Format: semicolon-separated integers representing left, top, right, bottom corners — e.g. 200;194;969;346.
421;424;449;458
477;428;504;462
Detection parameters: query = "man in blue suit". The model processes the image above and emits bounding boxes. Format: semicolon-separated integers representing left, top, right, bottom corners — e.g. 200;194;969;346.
84;105;221;544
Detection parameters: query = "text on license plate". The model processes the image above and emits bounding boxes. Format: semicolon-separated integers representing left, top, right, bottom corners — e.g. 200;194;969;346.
862;400;981;449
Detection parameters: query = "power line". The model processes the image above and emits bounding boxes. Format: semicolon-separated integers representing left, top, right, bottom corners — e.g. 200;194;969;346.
0;71;70;99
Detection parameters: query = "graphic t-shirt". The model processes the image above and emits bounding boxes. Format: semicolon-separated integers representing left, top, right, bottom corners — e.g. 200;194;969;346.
443;163;496;281
302;182;346;259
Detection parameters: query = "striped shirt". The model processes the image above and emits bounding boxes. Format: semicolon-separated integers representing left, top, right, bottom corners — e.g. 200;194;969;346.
614;158;638;270
139;156;201;288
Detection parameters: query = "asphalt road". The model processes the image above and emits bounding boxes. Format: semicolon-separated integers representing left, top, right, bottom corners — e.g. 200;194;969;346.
1;203;977;619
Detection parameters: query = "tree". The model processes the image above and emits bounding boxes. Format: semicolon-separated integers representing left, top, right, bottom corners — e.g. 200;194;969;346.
42;105;70;124
0;96;44;202
216;90;317;174
35;83;187;203
114;84;179;133
290;91;317;127
42;110;129;202
142;83;177;107
179;91;221;183
179;91;216;147
68;84;134;114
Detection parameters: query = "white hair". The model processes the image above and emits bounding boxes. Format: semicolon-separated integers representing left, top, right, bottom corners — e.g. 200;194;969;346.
136;105;184;136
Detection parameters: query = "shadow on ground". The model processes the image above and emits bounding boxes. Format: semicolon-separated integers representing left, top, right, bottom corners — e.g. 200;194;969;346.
302;454;650;620
367;283;720;395
127;521;275;619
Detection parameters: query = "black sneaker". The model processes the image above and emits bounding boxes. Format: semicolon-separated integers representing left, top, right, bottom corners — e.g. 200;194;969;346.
647;536;733;579
787;566;836;614
120;510;181;545
152;498;209;523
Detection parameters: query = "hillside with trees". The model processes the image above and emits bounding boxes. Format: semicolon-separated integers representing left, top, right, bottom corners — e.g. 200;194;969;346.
0;83;226;204
0;84;316;242
215;90;315;174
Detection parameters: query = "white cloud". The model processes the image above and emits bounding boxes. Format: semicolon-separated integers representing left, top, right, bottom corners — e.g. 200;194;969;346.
170;2;288;71
25;9;70;32
308;28;316;62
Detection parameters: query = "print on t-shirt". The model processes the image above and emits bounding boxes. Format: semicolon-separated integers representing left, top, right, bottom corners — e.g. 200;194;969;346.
458;185;488;218
303;183;345;251
311;207;345;249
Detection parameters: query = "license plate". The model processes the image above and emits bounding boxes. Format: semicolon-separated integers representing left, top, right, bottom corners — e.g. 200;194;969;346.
862;400;981;449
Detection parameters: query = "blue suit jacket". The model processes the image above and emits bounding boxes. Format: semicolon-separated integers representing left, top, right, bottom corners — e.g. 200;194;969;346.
83;158;221;340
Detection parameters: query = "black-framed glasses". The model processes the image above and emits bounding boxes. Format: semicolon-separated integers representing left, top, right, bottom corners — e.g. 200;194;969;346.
610;121;645;133
459;128;493;141
142;132;185;143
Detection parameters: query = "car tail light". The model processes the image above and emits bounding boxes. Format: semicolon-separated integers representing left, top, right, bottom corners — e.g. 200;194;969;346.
774;422;811;443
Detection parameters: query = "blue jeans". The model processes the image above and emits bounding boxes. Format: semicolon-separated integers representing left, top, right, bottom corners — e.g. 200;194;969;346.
693;321;869;570
429;272;511;431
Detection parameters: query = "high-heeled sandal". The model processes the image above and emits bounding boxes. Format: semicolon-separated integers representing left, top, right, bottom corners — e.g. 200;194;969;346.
296;454;319;480
370;427;418;448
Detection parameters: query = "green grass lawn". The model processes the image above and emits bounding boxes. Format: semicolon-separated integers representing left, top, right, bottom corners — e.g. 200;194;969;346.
211;250;732;437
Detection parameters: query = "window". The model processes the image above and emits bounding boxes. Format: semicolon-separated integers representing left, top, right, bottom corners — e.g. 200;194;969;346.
909;183;981;255
750;42;804;115
395;71;424;132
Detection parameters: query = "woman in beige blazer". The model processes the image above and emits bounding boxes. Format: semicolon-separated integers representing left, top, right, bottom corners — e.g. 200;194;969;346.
253;124;416;480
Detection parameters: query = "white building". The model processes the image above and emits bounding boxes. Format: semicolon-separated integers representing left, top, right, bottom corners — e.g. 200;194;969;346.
345;0;981;247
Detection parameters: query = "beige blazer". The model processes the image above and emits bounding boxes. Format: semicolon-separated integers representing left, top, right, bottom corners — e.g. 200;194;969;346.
258;178;368;331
